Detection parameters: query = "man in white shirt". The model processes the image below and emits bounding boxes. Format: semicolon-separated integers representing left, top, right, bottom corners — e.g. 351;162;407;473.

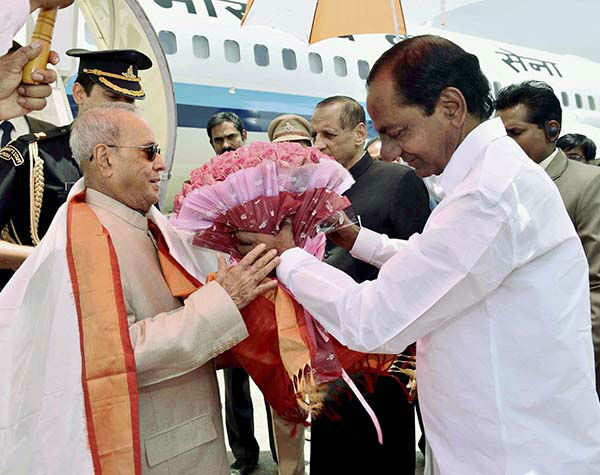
496;80;600;400
238;35;600;474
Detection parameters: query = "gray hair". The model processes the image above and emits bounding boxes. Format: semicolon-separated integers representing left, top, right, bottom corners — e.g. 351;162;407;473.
69;103;138;165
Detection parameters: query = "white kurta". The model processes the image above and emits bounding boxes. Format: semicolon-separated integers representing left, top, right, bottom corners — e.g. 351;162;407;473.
0;0;28;55
277;118;600;474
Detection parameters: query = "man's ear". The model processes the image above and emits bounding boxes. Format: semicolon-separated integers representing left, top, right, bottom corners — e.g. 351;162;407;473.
241;129;248;143
72;82;89;106
353;122;368;146
544;120;561;143
436;87;467;126
92;144;114;177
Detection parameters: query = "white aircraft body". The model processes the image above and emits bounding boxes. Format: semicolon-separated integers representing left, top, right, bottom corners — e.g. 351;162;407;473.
21;0;600;210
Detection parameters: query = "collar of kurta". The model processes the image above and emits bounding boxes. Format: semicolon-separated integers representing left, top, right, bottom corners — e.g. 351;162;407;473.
67;178;209;284
440;117;508;195
86;188;148;231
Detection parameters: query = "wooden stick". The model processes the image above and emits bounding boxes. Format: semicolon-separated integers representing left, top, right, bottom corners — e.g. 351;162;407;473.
22;8;57;85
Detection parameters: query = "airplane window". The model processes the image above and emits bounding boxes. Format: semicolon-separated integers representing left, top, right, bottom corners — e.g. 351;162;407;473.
192;35;210;59
334;56;347;77
575;93;583;109
357;60;370;80
282;49;297;70
589;96;596;111
561;92;569;107
159;30;177;55
254;44;269;67
309;52;323;74
493;81;502;97
224;40;241;63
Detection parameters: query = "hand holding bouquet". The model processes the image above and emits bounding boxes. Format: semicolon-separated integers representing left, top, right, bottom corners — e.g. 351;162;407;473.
171;142;400;438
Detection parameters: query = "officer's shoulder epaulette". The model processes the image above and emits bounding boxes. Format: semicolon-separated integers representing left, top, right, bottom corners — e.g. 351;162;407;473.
0;125;71;168
0;126;64;166
6;124;69;147
35;124;71;142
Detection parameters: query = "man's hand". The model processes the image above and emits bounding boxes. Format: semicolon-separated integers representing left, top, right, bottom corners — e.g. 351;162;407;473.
0;241;33;270
322;212;360;251
215;244;280;309
237;220;296;256
0;44;59;120
30;0;75;12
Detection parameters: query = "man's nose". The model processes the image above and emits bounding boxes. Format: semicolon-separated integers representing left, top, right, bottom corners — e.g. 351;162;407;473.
154;152;166;171
314;135;326;150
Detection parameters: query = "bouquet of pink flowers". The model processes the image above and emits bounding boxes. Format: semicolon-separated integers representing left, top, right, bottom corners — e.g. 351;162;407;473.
172;141;353;259
171;142;397;438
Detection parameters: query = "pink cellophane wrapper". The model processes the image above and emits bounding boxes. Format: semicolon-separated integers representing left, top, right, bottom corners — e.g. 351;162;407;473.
171;145;353;259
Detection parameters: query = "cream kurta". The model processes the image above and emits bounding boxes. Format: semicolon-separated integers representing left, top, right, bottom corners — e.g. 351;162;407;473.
86;189;248;475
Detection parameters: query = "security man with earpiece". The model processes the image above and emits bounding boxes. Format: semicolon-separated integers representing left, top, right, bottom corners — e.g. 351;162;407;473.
495;80;600;402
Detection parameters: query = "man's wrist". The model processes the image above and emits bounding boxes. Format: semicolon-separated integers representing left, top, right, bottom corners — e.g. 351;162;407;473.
338;224;360;251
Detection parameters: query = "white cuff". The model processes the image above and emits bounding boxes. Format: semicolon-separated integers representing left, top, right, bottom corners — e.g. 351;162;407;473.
276;247;313;285
350;227;380;264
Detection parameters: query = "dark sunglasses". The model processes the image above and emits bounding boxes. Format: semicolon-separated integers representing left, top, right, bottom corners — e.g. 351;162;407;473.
103;143;161;161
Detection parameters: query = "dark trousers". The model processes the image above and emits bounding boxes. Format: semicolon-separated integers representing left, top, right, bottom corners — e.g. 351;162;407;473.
224;367;259;463
310;375;415;475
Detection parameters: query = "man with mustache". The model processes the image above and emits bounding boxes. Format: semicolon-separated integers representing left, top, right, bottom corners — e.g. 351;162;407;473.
208;111;248;155
206;110;260;474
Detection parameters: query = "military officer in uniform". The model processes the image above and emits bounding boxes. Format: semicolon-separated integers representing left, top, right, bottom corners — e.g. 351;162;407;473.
0;48;152;288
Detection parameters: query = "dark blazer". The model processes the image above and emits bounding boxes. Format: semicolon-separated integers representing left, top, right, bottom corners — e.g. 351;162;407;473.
325;152;431;282
546;149;600;398
311;152;431;475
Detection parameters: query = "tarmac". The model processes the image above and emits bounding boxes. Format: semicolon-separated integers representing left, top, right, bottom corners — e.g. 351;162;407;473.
218;371;426;475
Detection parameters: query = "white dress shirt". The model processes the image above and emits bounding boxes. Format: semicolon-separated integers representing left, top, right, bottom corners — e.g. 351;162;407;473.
1;0;29;55
277;118;600;474
2;116;29;140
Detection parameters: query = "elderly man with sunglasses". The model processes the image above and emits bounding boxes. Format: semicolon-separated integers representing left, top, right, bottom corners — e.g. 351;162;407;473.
0;102;281;475
0;48;152;290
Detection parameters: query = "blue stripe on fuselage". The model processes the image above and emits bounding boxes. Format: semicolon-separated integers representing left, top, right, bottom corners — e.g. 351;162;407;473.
65;81;375;134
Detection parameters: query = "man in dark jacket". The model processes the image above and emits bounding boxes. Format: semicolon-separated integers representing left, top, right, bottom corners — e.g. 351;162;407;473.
308;95;431;474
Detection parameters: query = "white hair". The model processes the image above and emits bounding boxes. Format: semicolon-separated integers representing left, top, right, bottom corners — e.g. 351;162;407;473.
69;103;139;165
